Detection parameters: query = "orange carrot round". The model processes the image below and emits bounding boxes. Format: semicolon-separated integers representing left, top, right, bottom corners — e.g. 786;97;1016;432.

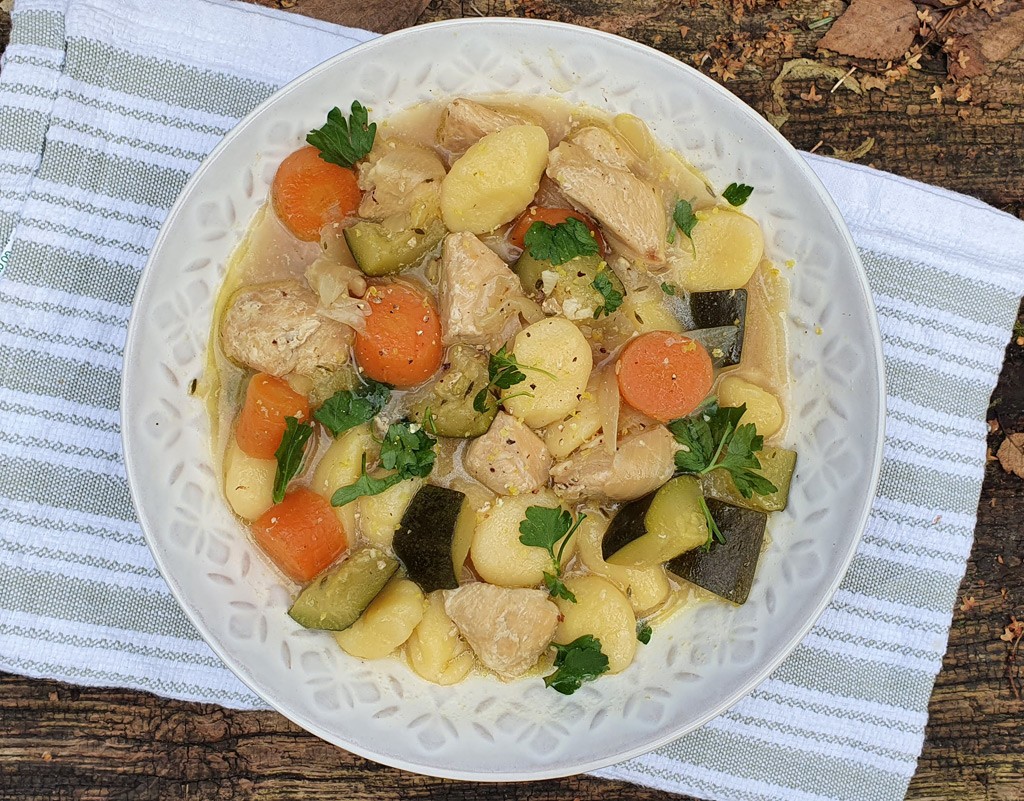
509;205;606;254
272;146;361;242
354;282;443;387
235;373;311;460
616;331;713;422
252;488;347;583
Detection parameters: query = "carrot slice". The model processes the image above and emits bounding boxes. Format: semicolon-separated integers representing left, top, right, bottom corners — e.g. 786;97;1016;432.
354;282;443;387
235;373;311;460
252;488;347;583
509;205;606;254
272;146;361;242
616;331;713;422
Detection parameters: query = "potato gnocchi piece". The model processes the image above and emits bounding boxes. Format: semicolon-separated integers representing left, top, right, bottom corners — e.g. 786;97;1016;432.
621;296;684;335
357;477;424;550
223;435;276;522
553;575;637;674
670;207;764;292
470;489;574;588
573;510;671;616
310;424;378;537
543;370;605;460
334;577;427;660
440;125;550;234
718;375;784;438
406;591;475;685
501;317;593;428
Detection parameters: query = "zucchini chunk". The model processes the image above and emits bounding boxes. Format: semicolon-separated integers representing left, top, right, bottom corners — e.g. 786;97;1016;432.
688;289;746;367
393;484;470;593
689;325;742;368
667;499;767;604
288;547;399;631
408;345;496;437
701;447;796;512
512;252;625;319
602;476;709;566
344;217;446;277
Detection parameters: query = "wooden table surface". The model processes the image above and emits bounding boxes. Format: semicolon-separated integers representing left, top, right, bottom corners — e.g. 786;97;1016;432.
1;1;1023;799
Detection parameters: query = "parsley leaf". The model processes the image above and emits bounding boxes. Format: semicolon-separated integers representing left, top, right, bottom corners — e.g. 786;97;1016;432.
473;345;554;413
519;506;586;602
722;182;754;207
637;622;653;644
524;217;599;265
330;422;436;507
314;379;390;437
306;101;376;168
543;635;610;695
661;282;677;296
698;495;726;551
591;272;624;318
672;199;699;241
273;417;315;503
668;403;778;498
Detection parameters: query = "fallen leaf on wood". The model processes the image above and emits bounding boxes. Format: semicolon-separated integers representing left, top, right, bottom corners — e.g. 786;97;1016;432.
996;433;1024;478
945;1;1024;79
817;0;918;61
825;136;876;161
767;59;863;128
800;84;823;102
960;595;978;612
1001;616;1024;642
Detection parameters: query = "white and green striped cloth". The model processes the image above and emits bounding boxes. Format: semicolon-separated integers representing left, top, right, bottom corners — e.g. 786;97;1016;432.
1;1;1021;799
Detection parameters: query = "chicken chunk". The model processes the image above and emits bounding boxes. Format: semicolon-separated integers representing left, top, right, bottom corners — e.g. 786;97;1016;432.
551;426;677;502
465;411;553;496
546;139;666;265
568;126;638;172
357;141;446;221
220;280;353;379
437;98;524;156
444;583;559;679
439;232;525;349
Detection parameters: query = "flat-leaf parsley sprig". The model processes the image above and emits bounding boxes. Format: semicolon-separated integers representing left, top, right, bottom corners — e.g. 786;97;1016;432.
314;379;390;437
330;421;436;507
722;182;754;207
524;217;600;265
306;101;376;168
591;272;624;318
543;635;610;695
273;417;315;503
473;345;557;413
518;506;587;603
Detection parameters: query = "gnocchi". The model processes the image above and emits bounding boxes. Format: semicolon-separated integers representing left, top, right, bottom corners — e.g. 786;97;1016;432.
223;435;275;521
718;375;784;438
670;207;764;292
334;578;426;659
406;591;475;685
553;575;637;674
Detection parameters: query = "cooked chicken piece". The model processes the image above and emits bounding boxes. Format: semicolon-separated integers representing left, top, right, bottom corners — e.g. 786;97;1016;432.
439;232;525;349
546;139;666;265
444;583;559;679
568;126;638;172
221;280;354;379
437;98;524;155
357;141;446;221
551;426;677;502
465;411;553;496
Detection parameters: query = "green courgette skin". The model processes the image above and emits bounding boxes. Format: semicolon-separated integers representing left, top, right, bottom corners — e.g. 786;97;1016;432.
344;218;446;277
667;500;767;605
408;345;495;438
288;548;398;631
702;448;797;513
687;289;747;367
601;492;657;561
689;324;743;368
393;484;466;593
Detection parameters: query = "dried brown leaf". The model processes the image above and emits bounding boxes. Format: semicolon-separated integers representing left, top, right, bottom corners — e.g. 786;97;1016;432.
767;59;863;127
1001;616;1024;642
997;433;1024;478
817;0;919;60
960;595;978;612
945;2;1024;79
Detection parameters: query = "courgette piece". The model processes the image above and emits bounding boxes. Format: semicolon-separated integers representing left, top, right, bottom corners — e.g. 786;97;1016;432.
344;217;446;276
690;289;747;330
288;547;399;630
393;484;470;593
408;345;496;437
689;325;743;368
602;476;709;567
667;499;767;604
512;252;625;317
701;447;796;512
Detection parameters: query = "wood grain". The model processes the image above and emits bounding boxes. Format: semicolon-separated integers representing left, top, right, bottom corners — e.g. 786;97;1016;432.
0;1;1023;799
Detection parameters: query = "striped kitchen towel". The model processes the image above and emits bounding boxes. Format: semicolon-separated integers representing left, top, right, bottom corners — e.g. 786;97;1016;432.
0;1;1022;800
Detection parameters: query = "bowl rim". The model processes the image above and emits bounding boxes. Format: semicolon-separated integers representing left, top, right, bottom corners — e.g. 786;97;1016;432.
121;16;887;780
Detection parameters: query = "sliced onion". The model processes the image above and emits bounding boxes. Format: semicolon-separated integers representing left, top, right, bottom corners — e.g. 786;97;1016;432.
596;364;621;455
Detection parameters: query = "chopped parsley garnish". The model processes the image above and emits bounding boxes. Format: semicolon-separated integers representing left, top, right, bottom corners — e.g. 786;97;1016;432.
543;635;610;695
524;217;599;265
660;282;677;296
314;379;390;437
518;506;586;603
591;272;624;318
722;182;754;207
273;417;314;503
672;199;699;242
330;421;436;507
473;345;555;413
668;402;778;499
636;622;653;645
306;101;376;168
698;496;726;551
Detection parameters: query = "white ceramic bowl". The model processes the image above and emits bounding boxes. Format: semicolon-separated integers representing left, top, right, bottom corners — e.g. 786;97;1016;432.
121;18;885;781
